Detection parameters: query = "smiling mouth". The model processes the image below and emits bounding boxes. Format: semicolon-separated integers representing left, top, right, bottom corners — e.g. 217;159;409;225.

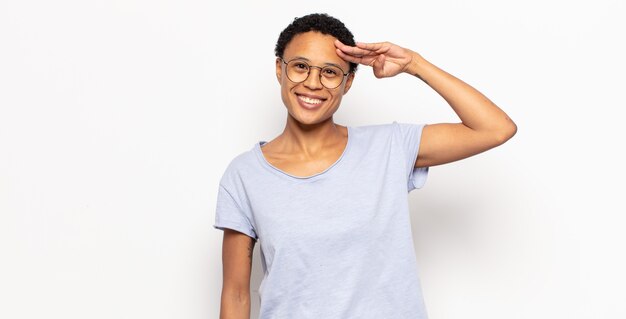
297;94;325;105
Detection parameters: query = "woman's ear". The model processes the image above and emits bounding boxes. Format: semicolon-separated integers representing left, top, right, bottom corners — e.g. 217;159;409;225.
342;72;356;95
275;58;282;83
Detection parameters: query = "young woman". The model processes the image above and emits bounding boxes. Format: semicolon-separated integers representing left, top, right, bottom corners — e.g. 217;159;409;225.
214;13;516;319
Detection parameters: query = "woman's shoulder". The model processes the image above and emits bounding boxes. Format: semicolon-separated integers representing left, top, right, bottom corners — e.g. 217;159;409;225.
350;121;402;139
218;144;260;185
352;121;428;135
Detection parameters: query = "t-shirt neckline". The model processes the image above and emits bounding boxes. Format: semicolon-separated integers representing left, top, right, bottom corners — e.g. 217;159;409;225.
254;126;352;181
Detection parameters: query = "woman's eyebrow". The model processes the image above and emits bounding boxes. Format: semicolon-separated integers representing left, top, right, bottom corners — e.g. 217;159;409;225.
289;56;346;69
324;62;345;69
289;56;310;62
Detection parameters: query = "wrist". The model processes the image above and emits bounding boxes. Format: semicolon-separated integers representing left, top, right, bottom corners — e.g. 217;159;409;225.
405;51;428;80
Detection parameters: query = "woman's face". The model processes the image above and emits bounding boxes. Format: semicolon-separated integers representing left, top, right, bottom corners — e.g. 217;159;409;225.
276;31;354;126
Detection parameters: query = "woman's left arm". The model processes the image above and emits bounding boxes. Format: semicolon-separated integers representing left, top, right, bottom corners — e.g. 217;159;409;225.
335;40;517;167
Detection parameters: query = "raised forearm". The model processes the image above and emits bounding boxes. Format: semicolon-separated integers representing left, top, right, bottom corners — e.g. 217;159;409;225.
405;52;516;138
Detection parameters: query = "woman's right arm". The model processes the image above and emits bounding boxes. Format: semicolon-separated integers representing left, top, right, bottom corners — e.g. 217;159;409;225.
219;228;256;319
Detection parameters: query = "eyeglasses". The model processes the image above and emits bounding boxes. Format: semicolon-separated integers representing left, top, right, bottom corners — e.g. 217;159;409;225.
280;58;350;89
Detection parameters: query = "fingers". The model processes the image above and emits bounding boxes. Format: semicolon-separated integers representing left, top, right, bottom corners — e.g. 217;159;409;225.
335;40;380;68
335;48;358;63
356;41;387;53
337;48;379;67
336;48;370;65
371;54;387;78
368;54;385;67
335;43;373;58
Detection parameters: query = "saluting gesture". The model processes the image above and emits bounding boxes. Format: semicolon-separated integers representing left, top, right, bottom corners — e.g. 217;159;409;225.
335;40;417;78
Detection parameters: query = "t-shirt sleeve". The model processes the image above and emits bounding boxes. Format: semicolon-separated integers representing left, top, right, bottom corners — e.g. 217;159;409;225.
213;184;258;240
393;121;429;193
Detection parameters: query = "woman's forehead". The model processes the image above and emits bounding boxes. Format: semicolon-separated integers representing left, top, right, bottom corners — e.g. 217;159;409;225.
283;32;347;67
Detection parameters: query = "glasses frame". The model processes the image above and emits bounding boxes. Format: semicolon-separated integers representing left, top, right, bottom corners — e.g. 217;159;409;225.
280;58;350;89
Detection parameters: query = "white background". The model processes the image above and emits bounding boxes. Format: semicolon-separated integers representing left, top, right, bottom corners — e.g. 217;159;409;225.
1;0;625;318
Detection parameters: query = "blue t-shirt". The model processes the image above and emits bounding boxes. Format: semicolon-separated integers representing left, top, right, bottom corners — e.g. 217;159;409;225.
213;121;430;318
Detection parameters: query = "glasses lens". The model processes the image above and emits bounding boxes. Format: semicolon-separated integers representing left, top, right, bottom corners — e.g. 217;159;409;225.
285;60;346;89
320;66;344;89
286;60;310;83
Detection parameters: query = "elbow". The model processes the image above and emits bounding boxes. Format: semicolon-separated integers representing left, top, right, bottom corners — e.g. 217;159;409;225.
492;119;517;146
221;285;251;303
220;287;251;318
221;289;250;309
488;116;517;147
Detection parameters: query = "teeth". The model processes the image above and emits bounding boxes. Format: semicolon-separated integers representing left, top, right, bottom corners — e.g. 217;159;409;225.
299;95;322;104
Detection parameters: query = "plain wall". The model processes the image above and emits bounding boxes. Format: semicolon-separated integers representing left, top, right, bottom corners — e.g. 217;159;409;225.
1;0;624;318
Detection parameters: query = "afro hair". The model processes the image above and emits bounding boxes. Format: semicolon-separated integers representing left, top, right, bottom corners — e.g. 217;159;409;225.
275;13;358;73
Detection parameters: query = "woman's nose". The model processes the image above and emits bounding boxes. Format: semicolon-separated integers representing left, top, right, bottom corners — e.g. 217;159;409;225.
303;67;323;89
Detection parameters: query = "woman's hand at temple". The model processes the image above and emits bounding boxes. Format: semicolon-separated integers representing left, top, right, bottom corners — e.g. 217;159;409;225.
335;40;419;78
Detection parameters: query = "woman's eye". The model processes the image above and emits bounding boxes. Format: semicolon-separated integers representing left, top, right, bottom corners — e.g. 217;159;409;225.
294;63;308;70
323;68;338;76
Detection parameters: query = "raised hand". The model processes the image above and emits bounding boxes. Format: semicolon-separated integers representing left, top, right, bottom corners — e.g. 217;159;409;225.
335;40;417;78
